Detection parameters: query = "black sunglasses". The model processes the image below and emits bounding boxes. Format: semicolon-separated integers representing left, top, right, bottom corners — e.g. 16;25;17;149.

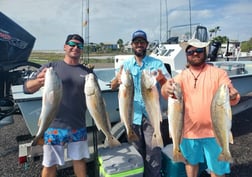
186;48;204;56
67;41;84;49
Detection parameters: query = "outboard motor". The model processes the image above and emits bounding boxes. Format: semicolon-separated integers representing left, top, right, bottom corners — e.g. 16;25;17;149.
0;12;36;72
0;98;14;127
0;12;36;126
208;41;221;61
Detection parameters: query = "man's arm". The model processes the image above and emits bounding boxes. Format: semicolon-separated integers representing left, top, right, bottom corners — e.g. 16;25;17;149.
110;77;118;90
23;68;47;94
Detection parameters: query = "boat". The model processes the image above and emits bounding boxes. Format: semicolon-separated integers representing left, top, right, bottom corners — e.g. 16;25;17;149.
114;25;252;115
217;40;252;61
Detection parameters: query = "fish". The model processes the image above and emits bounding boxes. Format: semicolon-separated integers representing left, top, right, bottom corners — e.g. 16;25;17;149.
167;83;186;162
32;67;63;146
211;84;233;163
84;73;121;148
118;68;139;142
141;69;164;148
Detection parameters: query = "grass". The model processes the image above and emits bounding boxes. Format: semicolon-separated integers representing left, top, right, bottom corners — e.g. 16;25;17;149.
29;51;115;65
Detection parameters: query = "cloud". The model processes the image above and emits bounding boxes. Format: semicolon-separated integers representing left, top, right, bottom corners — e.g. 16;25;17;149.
0;0;251;50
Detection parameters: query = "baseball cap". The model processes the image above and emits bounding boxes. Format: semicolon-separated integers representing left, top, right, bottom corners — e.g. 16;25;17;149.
132;30;148;42
65;34;84;44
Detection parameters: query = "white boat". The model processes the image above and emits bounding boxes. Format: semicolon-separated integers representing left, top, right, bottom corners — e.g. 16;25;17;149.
217;41;252;61
114;25;252;115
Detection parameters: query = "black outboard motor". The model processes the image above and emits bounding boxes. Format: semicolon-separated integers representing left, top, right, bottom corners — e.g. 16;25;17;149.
208;41;221;61
0;12;36;72
0;12;36;126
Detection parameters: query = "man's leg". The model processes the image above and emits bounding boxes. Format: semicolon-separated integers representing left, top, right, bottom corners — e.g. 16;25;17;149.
185;163;199;177
210;172;225;177
142;118;162;177
73;159;87;177
41;165;57;177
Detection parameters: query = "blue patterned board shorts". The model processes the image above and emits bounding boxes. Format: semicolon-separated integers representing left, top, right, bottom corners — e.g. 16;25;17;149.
44;127;87;145
180;137;230;176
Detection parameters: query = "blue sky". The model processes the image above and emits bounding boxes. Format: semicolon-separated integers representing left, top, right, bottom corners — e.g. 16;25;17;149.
0;0;251;50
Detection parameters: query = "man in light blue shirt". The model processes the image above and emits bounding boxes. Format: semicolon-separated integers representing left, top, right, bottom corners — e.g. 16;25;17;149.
111;30;170;177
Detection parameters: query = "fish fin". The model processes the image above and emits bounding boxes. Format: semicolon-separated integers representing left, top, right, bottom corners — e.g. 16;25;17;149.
168;129;172;138
173;150;186;163
106;112;112;130
31;137;44;146
31;138;37;146
105;136;121;148
151;133;164;148
218;151;233;163
36;138;45;145
127;129;139;142
229;131;234;144
159;115;163;122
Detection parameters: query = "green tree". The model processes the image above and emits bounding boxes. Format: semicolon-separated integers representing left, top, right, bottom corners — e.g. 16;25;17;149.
241;38;252;52
117;38;124;52
211;36;228;44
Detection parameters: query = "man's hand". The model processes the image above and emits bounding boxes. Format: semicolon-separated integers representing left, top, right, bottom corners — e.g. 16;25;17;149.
153;69;167;85
229;86;239;100
110;65;123;90
161;79;175;99
36;68;47;86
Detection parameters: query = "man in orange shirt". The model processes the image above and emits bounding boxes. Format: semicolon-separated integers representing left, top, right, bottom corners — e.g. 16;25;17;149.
161;39;240;177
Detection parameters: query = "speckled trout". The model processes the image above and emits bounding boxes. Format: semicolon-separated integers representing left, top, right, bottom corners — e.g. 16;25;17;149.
211;84;233;163
168;83;186;162
84;73;121;148
141;69;163;148
32;67;63;146
118;68;139;142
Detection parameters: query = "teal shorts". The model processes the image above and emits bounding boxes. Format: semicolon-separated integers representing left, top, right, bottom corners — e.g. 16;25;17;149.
180;138;230;176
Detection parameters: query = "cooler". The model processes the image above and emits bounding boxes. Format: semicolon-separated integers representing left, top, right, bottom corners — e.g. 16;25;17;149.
98;143;144;177
161;144;207;177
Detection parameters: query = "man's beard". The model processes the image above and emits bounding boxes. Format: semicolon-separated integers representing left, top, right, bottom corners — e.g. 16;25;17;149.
187;53;207;66
133;48;147;57
188;59;205;66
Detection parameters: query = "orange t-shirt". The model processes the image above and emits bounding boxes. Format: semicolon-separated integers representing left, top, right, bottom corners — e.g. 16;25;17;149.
174;64;239;139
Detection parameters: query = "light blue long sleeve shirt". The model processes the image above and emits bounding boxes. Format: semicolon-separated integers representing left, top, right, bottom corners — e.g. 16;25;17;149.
123;55;170;125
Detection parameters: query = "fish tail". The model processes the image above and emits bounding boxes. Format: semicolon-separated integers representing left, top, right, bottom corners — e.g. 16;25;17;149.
218;151;233;163
31;139;37;146
106;136;121;148
151;133;164;148
127;130;139;142
173;150;186;163
229;131;234;144
31;137;44;146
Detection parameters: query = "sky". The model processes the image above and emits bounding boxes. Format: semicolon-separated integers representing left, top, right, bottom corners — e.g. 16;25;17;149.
1;0;252;50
